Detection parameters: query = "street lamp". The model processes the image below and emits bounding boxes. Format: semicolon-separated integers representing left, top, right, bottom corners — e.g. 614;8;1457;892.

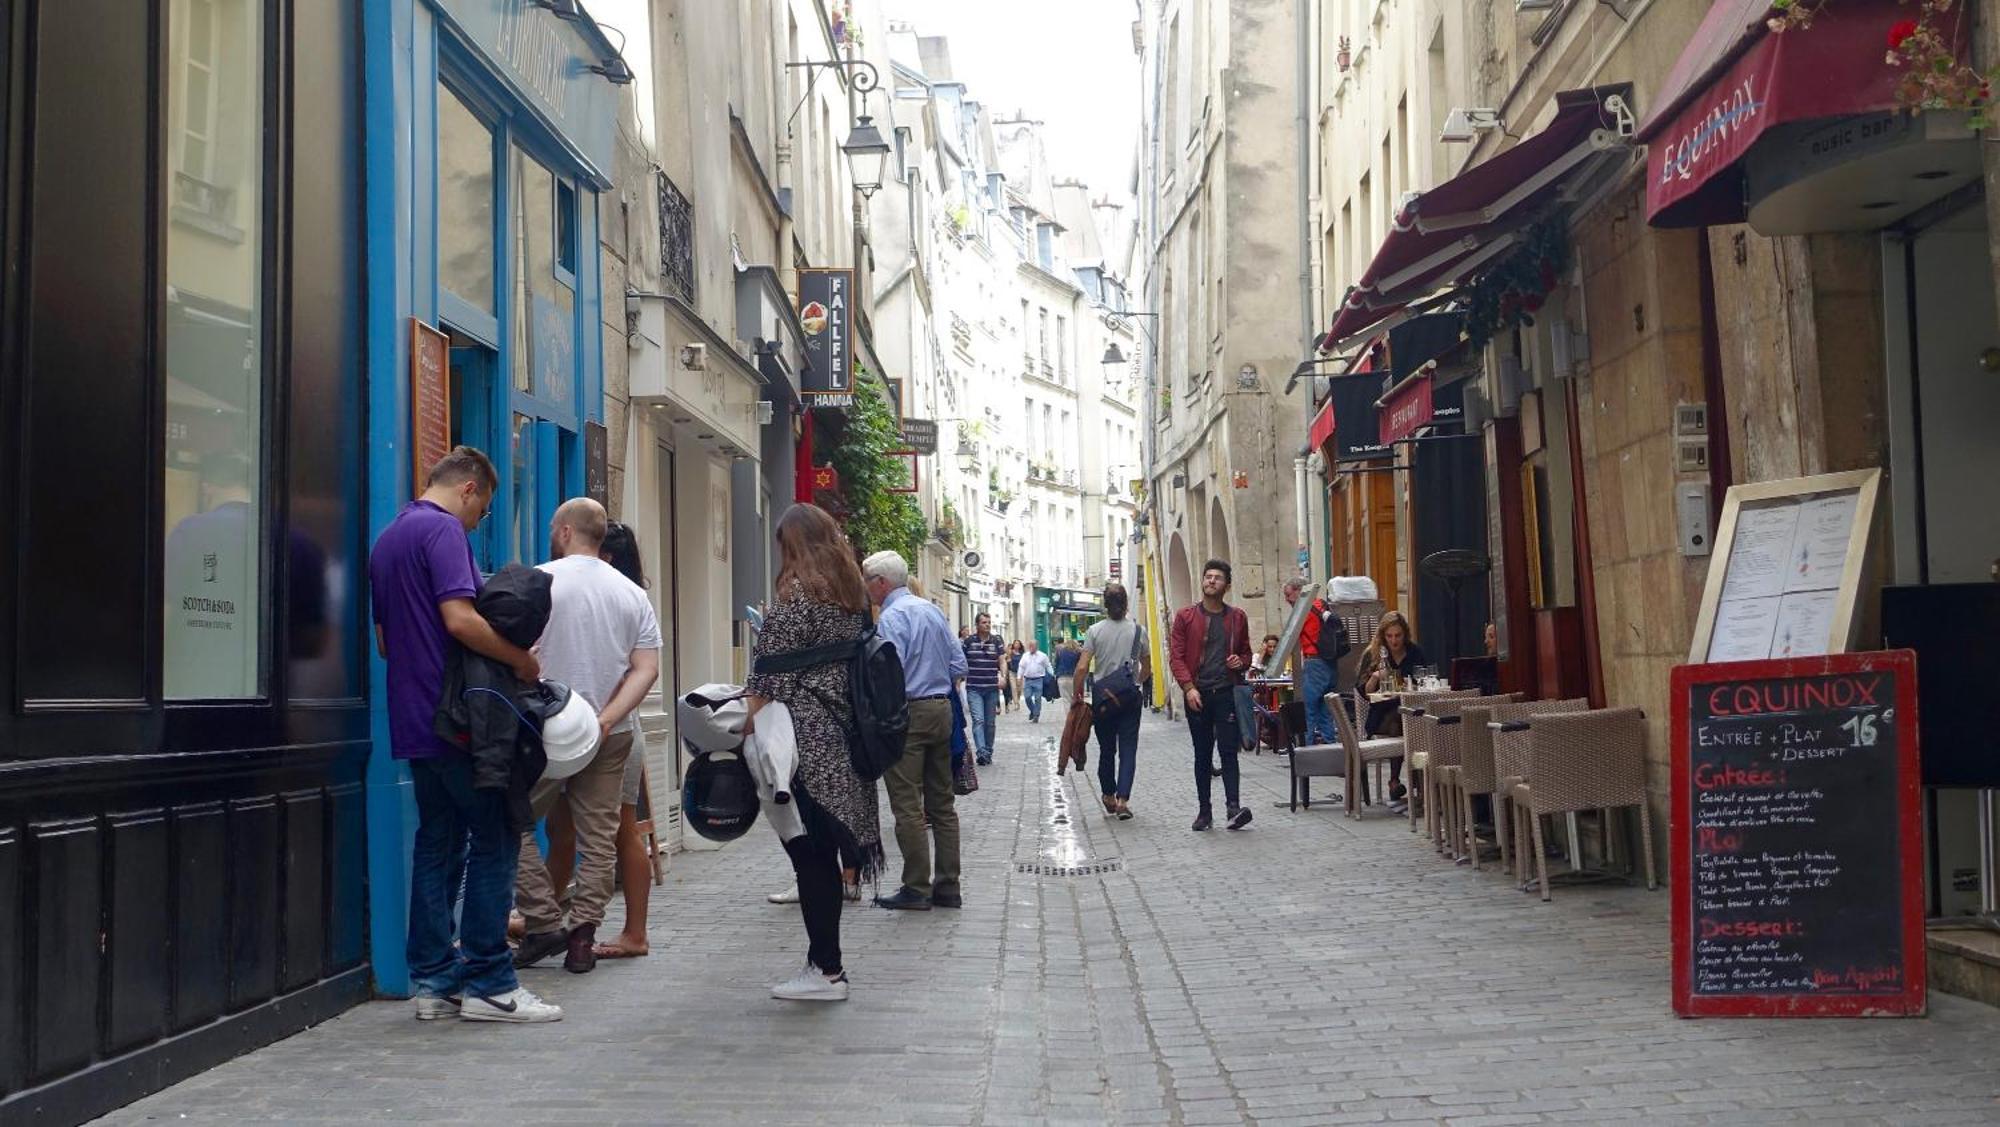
1101;342;1129;366
842;114;893;199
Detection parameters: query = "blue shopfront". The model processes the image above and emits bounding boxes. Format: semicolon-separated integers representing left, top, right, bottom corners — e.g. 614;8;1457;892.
362;0;625;993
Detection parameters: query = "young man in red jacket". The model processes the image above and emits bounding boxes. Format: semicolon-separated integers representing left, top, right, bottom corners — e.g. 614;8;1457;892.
1168;559;1255;831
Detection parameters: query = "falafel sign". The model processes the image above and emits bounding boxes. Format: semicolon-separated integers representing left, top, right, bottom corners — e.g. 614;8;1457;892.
1669;650;1924;1018
798;268;855;408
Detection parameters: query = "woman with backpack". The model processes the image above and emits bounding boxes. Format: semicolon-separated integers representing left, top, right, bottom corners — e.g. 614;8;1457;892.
743;504;881;1002
1074;583;1151;820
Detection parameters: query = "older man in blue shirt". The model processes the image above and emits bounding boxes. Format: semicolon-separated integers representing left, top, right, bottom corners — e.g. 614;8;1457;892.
863;551;968;911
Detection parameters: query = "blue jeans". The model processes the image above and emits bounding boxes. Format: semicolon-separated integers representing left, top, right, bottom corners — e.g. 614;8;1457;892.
1233;684;1258;748
1025;679;1045;721
1187;687;1242;812
1094;702;1141;799
1301;658;1336;744
967;686;999;760
407;755;520;1000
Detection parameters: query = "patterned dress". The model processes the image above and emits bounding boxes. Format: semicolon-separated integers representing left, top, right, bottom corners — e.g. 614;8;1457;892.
746;581;882;879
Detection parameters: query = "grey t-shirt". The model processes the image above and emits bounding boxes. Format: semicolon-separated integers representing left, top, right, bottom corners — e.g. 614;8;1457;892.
534;555;663;734
1197;608;1231;689
1083;618;1147;676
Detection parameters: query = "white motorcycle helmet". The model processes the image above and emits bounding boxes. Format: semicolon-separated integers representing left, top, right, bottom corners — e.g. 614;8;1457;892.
539;684;601;780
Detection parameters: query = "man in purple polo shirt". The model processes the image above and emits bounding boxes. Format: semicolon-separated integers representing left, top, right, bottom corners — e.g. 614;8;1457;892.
369;446;560;1024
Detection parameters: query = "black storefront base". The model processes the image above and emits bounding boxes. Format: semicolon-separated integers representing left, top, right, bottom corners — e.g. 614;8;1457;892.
0;966;372;1127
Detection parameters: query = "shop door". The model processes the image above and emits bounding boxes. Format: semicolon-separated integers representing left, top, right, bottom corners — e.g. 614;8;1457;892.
1909;208;2000;915
449;343;499;570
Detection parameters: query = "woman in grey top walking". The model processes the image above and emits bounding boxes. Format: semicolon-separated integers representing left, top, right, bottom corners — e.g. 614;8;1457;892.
1074;583;1151;819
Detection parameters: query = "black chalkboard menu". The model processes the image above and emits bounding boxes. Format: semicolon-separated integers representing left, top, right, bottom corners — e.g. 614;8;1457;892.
1670;650;1923;1018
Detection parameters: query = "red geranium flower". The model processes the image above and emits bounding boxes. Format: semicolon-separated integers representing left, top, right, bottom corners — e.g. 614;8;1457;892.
1887;19;1919;49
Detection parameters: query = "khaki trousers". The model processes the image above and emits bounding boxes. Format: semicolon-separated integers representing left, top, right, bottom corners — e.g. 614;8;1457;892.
883;699;957;896
514;730;633;933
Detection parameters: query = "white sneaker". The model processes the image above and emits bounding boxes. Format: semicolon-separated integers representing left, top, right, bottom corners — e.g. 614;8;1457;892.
412;993;461;1021
770;962;850;1002
767;883;800;904
460;987;563;1023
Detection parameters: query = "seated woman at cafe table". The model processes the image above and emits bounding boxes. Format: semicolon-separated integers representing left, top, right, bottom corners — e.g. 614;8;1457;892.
1353;611;1427;807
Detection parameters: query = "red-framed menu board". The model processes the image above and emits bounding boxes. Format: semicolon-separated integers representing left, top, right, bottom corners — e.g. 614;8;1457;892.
1670;650;1923;1017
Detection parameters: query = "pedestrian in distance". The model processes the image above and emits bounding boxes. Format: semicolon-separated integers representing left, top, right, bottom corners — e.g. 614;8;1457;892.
1168;559;1255;832
1052;638;1081;702
863;551;967;911
368;446;562;1023
1005;640;1024;712
511;502;662;976
1077;583;1150;819
744;504;883;1002
1287;577;1351;746
1017;640;1052;722
962;613;1005;765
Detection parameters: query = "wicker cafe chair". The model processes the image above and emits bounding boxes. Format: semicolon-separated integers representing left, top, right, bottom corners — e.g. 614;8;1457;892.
1509;708;1657;902
1396;688;1479;835
1329;600;1385;695
1460;698;1589;874
1333;689;1405;818
1280;700;1345;812
1416;693;1519;858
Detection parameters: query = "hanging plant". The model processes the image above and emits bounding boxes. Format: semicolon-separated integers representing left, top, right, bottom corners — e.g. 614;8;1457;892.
828;371;927;564
1767;0;1991;126
1461;217;1570;353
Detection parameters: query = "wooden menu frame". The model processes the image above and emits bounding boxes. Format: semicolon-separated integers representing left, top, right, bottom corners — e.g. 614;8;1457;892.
1688;468;1881;665
410;319;452;491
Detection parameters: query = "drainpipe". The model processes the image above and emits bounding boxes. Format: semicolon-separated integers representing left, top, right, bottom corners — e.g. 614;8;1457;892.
1295;0;1317;580
1293;452;1310;578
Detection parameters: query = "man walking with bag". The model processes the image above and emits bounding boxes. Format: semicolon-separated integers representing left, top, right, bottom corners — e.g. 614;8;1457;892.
1168;559;1254;832
1076;583;1150;819
1017;640;1052;723
864;552;966;910
1285;578;1351;744
513;498;661;975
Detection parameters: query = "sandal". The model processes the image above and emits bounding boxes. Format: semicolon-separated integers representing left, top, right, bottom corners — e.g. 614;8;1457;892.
1103;795;1119;815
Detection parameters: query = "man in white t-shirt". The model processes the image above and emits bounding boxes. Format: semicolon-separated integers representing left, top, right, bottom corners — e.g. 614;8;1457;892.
513;498;662;976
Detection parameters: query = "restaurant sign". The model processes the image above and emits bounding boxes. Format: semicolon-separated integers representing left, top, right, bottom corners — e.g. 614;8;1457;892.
798;268;855;407
1378;375;1434;446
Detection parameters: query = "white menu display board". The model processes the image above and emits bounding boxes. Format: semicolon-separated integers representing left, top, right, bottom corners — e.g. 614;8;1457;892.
1691;469;1880;665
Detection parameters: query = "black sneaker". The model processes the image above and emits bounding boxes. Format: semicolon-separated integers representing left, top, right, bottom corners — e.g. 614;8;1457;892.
873;886;932;911
930;884;963;909
1228;806;1254;831
1191;810;1213;832
512;929;568;969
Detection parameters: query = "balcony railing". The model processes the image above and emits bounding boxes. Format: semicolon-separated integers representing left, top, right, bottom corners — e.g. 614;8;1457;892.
657;171;695;305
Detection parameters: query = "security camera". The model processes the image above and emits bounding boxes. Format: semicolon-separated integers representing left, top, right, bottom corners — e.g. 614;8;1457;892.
1440;108;1502;144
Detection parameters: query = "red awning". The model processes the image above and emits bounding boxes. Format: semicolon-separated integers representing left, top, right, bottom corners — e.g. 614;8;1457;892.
1377;373;1435;447
1308;398;1336;454
1324;86;1633;349
1638;0;1912;228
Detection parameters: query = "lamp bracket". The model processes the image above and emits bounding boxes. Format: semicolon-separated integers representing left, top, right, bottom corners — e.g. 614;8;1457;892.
783;58;881;133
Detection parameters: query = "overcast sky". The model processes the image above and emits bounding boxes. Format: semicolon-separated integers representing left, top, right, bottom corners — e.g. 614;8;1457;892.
882;0;1141;206
587;0;1142;205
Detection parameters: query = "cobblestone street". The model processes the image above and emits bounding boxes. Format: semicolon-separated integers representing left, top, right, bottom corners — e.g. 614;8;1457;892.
104;707;2000;1125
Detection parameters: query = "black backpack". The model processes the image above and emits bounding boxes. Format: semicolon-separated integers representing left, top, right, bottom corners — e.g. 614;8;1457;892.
752;616;909;782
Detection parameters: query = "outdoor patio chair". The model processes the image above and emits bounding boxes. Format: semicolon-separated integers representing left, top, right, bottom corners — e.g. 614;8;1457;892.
1507;708;1657;901
1409;693;1517;857
1332;688;1403;818
1395;688;1479;834
1457;698;1588;873
1280;700;1345;812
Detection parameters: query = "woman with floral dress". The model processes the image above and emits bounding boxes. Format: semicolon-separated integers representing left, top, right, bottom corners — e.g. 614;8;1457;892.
744;503;881;1002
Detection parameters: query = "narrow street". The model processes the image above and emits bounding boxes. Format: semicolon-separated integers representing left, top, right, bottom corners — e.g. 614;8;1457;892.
102;709;2000;1126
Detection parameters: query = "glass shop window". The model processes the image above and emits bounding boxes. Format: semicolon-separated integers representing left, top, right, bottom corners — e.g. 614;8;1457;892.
437;81;496;316
163;0;264;699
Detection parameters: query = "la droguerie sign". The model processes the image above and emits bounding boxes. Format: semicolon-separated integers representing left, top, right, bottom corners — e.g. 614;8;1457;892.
798;268;855;408
1669;650;1924;1018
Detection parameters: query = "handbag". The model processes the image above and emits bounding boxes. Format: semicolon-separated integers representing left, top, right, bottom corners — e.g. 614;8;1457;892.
954;747;980;795
1092;663;1142;714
